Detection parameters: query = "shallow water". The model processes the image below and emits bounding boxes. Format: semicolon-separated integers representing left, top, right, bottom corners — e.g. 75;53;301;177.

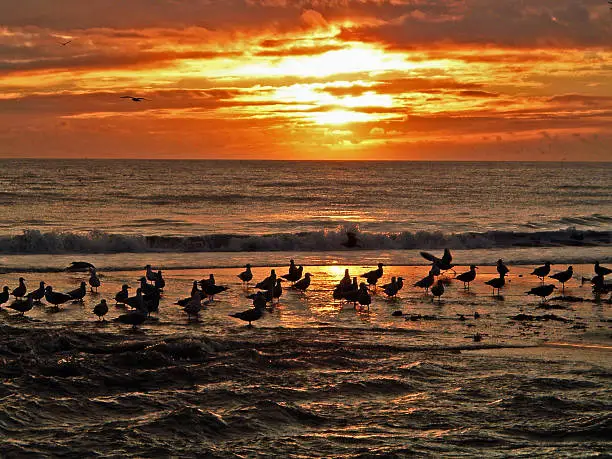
1;263;610;457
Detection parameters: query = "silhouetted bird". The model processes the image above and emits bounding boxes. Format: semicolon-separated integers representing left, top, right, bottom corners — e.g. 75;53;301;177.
143;290;160;315
155;271;165;291
201;281;229;301
383;277;399;298
342;231;360;248
8;296;33;315
27;281;46;303
485;272;506;296
66;261;95;272
526;284;556;302
282;265;303;284
288;259;298;278
115;284;131;305
420;249;454;272
123;288;144;310
238;264;253;285
11;278;26;299
0;286;10;307
121;96;149;102
531;262;551;283
414;273;435;293
229;295;266;327
145;265;158;284
456;265;477;290
431;280;445;302
592;275;612;295
44;286;73;308
114;309;147;329
256;270;276;291
594;261;612;277
549;266;573;295
66;282;87;302
272;279;283;303
139;277;158;296
496;259;510;276
93;299;109;320
89;268;101;293
361;263;384;289
59;39;72;46
356;283;372;309
292;273;312;292
183;297;203;319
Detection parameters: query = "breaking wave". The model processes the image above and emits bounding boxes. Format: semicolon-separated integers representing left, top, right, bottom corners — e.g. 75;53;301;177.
0;227;609;254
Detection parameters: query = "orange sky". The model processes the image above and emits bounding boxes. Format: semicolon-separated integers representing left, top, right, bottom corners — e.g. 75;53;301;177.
1;0;611;160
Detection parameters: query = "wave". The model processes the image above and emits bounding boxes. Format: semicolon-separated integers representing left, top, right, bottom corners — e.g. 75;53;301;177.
0;227;608;255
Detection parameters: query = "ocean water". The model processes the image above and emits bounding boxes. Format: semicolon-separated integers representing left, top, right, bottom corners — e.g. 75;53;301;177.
1;160;611;456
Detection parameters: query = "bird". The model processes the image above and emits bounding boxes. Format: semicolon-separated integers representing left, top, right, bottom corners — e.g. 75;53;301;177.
155;271;165;291
201;281;229;301
431;280;445;303
272;279;283;303
27;281;46;303
123;288;144;310
58;39;72;46
414;273;435;293
93;299;109;320
121;96;149;102
531;262;551;283
591;275;612;295
549;266;573;295
594;261;612;277
382;276;403;292
183;297;203;319
496;259;510;276
115;285;131;305
114;308;147;329
338;269;352;291
238;264;253;286
485;272;506;296
8;296;34;315
288;259;298;277
176;282;203;306
139;277;159;296
89;268;101;293
356;283;371;309
338;277;359;304
44;286;74;308
0;286;10;307
66;282;87;302
282;265;303;284
361;263;384;289
143;290;160;315
255;270;276;291
66;261;95;272
229;295;265;327
526;284;556;303
420;249;454;272
11;278;26;299
292;273;312;292
456;265;477;290
383;277;399;298
145;265;158;284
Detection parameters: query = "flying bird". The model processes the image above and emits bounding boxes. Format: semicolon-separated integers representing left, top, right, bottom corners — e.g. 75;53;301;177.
59;39;72;46
120;96;150;102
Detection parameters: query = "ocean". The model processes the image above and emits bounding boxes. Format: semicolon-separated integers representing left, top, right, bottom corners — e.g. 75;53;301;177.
0;160;610;457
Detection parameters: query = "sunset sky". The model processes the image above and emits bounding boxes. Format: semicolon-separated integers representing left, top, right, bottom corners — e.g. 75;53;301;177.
1;0;611;160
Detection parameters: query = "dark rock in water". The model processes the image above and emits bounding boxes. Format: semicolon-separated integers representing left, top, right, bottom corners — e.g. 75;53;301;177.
392;310;403;317
510;313;572;323
549;295;585;303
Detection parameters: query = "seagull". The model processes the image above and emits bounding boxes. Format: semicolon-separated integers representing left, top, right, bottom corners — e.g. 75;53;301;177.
11;278;26;300
154;271;165;291
44;286;74;309
59;39;72;46
93;299;109;321
123;288;144;310
115;284;131;306
383;277;399;298
549;266;573;295
145;265;158;284
281;265;303;284
288;259;298;278
229;295;266;327
356;283;372;309
176;281;202;306
431;280;445;303
114;308;147;329
0;286;10;307
201;281;229;301
121;96;150;102
594;261;612;277
361;263;384;289
183;296;203;319
382;276;403;292
255;269;276;291
89;268;101;293
485;272;506;296
27;281;46;303
526;284;556;303
531;262;551;283
8;296;34;315
139;277;159;296
292;273;312;292
66;282;87;302
456;265;477;290
414;273;435;293
420;249;454;272
272;279;283;303
238;264;253;286
496;259;510;276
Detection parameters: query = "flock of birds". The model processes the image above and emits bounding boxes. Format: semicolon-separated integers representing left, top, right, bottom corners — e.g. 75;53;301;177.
0;252;610;329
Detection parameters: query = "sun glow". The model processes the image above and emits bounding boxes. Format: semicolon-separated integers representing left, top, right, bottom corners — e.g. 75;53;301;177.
311;110;373;125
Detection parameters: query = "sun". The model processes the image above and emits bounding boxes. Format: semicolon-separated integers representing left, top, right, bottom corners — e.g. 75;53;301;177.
311;110;373;125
